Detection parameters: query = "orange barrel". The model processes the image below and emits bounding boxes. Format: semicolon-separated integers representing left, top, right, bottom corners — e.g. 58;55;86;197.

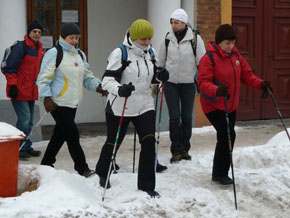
0;138;22;197
0;122;25;198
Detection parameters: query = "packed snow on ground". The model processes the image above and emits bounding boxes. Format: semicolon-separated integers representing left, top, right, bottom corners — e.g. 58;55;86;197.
0;122;25;140
1;127;290;218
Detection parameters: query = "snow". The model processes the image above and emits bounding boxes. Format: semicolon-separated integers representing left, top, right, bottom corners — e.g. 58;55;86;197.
1;127;290;218
0;122;25;140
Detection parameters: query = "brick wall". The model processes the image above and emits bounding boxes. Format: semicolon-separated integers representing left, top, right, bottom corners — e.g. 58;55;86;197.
196;0;221;47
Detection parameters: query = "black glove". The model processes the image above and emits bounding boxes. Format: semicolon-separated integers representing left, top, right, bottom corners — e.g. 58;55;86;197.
43;97;57;112
118;83;135;98
260;80;273;99
8;85;18;100
156;67;169;82
260;81;273;92
216;83;229;97
96;84;108;97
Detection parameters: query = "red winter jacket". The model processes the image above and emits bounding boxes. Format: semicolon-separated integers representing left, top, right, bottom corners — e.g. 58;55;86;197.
4;35;44;100
197;42;263;114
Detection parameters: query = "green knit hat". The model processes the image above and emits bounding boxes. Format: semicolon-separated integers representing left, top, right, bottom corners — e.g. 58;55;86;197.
129;19;154;40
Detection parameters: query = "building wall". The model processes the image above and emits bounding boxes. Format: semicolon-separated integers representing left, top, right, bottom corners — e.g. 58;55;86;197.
196;0;221;45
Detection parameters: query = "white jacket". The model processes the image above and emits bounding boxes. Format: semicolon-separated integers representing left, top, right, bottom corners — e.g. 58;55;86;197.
102;33;158;117
37;38;101;108
158;27;206;84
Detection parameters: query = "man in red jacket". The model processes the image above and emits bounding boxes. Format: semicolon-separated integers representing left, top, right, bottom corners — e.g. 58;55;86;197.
198;24;272;185
3;20;45;159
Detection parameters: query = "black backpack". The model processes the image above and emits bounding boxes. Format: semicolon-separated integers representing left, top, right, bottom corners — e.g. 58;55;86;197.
54;42;84;68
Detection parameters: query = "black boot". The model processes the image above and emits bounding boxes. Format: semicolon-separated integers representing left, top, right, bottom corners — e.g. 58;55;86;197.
141;189;161;198
212;176;233;185
99;176;111;189
156;163;167;173
81;169;95;178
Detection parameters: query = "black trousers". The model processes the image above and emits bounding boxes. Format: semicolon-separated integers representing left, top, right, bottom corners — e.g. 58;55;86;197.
206;110;236;177
41;106;89;174
95;110;156;191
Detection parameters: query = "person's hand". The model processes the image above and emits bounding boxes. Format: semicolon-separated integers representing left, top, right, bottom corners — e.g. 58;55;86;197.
260;81;273;93
96;84;108;96
118;83;135;98
43;97;56;112
260;80;273;99
8;85;18;100
156;67;169;82
216;83;229;97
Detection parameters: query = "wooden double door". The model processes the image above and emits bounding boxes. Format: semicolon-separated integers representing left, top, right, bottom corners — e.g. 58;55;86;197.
232;0;290;120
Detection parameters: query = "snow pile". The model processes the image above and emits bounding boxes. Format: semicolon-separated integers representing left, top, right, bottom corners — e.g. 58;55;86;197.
0;122;25;140
1;129;290;217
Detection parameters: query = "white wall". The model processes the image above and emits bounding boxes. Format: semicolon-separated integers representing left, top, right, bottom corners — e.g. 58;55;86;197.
0;0;26;100
148;0;180;53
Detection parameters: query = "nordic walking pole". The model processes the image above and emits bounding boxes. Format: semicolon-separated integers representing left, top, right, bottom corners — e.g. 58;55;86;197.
102;97;128;201
132;128;136;173
154;84;160;170
224;97;238;210
267;88;290;142
19;112;48;151
155;83;165;171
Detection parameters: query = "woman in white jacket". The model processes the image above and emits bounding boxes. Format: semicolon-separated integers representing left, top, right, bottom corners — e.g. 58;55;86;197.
37;23;105;177
95;19;169;198
158;9;206;163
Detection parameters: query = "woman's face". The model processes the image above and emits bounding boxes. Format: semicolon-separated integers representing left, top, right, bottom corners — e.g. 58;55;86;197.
65;34;81;46
170;19;186;32
134;37;151;46
218;40;235;53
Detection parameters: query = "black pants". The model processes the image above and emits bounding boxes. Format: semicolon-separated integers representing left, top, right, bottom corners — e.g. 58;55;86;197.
41;106;89;174
206;110;236;177
95;110;156;191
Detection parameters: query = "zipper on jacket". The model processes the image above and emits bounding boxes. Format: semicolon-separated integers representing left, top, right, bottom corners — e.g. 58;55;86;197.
144;59;150;76
229;55;237;111
136;60;140;77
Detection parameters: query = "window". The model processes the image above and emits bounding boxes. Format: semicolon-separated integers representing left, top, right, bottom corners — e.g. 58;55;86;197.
27;0;88;54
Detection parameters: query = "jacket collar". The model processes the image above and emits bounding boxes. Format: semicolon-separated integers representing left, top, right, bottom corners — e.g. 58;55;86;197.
58;36;78;54
24;34;42;49
207;41;239;58
166;27;194;43
122;30;152;57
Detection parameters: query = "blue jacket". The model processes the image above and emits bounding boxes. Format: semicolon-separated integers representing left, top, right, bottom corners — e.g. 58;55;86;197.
37;37;101;108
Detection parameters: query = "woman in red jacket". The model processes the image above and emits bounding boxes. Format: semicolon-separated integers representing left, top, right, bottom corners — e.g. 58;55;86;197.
197;24;272;185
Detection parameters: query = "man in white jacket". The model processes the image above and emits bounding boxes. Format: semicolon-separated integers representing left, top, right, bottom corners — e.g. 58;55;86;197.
158;9;206;163
37;22;105;177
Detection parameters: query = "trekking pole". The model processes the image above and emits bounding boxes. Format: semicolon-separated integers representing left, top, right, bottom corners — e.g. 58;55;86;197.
132;128;136;173
102;97;128;201
155;83;165;171
267;88;290;142
19;112;48;151
224;97;238;210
